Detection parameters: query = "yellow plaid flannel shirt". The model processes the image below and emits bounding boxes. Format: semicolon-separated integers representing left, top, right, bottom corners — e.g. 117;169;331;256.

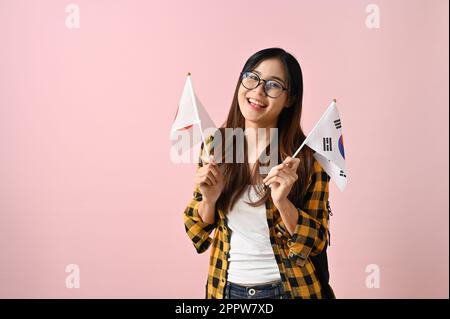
183;136;331;299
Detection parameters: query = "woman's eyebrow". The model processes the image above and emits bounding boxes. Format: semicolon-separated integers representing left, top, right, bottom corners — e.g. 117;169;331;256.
253;70;286;85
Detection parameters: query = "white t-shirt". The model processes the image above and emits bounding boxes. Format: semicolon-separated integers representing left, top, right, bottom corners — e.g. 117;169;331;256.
226;184;281;284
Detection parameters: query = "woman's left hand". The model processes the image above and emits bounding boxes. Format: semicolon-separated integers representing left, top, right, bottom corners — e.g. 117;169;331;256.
263;156;301;206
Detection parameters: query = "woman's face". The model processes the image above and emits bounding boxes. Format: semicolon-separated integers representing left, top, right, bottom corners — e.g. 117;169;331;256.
238;58;289;129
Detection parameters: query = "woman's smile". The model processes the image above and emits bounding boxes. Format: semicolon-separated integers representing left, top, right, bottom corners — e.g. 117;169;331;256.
246;96;269;111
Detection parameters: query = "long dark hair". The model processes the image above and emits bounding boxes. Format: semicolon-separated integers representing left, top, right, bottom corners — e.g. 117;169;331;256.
212;47;314;214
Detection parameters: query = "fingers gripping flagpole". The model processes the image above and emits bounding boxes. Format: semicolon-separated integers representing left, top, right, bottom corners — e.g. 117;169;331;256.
187;72;210;158
292;99;337;158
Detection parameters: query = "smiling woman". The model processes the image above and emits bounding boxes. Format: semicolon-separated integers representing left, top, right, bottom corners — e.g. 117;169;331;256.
238;58;291;130
183;47;334;299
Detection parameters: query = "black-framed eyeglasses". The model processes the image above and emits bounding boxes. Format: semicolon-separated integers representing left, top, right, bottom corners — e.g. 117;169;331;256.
240;71;288;98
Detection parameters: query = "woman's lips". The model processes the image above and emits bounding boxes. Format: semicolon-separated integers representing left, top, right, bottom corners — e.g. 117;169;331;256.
247;98;268;111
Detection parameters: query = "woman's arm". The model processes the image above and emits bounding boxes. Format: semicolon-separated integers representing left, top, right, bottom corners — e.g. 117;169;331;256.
273;199;298;236
270;159;331;267
198;199;217;225
183;136;222;254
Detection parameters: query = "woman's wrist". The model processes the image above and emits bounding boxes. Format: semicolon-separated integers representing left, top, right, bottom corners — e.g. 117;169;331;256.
202;198;216;209
198;199;216;224
202;197;217;206
273;197;290;211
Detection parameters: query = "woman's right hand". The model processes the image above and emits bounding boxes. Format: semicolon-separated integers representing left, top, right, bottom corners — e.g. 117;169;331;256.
195;155;225;203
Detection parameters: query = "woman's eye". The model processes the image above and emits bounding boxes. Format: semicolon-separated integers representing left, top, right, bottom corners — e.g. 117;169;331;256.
268;82;281;89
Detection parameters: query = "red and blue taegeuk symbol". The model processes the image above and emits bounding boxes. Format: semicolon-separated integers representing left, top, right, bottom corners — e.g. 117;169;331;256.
338;135;345;159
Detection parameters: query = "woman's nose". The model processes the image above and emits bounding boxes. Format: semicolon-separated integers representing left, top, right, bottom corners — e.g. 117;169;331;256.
252;82;267;96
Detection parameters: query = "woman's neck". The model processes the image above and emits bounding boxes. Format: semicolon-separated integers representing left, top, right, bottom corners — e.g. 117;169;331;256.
243;119;278;184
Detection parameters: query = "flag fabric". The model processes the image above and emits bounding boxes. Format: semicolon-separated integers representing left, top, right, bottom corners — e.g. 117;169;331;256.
170;74;217;156
304;100;347;191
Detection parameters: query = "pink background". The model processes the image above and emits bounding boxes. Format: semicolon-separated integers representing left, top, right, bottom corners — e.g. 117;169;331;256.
0;0;448;298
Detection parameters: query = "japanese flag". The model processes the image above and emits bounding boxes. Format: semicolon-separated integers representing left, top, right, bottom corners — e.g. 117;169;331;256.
170;74;217;157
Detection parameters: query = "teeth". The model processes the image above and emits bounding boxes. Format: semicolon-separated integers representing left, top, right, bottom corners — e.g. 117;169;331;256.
248;98;266;107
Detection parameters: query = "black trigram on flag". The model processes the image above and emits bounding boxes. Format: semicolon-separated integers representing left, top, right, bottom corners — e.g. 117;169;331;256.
334;118;341;129
323;137;332;151
340;170;346;178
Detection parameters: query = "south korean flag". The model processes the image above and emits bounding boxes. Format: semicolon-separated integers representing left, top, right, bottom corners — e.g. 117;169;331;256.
304;100;347;191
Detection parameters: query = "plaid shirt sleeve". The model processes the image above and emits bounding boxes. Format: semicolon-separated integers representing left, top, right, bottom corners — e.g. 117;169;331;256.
183;138;218;254
274;158;331;267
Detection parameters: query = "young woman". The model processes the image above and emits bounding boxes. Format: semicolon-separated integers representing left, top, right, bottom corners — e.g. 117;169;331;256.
183;48;334;299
